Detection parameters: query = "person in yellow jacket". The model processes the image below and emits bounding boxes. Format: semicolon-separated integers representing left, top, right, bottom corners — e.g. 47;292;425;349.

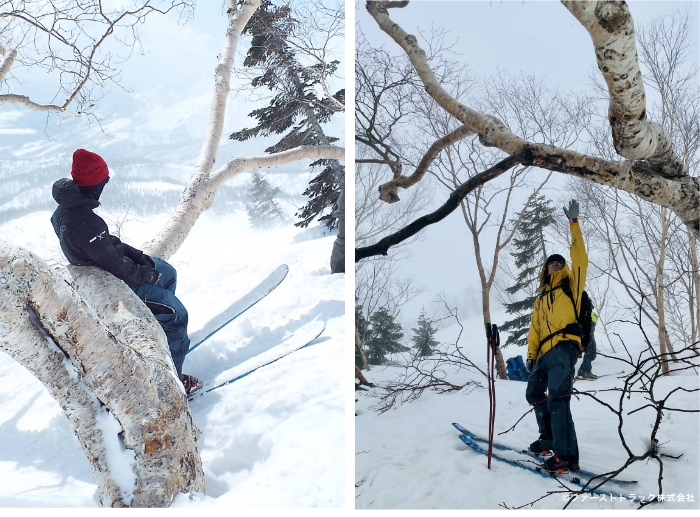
524;199;587;474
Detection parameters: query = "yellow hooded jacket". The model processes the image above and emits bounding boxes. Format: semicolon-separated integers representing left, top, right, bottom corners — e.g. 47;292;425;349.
526;221;588;361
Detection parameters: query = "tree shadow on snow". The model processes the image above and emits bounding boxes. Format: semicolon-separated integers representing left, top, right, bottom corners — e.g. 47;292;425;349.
0;390;97;500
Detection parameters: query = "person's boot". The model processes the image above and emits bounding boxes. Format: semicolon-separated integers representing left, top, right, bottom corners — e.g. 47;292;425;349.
542;454;576;473
529;440;552;456
182;373;203;397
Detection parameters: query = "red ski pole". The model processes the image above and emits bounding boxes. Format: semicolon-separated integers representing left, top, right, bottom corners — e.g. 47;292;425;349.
484;323;496;469
488;324;499;468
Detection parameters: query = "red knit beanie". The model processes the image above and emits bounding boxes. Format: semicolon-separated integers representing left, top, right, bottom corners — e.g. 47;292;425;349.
71;149;109;186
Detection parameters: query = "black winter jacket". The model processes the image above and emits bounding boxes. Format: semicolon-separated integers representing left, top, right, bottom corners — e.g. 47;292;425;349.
50;178;158;287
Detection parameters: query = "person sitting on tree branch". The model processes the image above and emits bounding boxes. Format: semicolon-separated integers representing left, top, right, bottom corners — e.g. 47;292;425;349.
524;199;587;474
50;149;202;396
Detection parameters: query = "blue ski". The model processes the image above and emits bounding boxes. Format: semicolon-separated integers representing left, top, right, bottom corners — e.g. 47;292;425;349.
452;422;637;486
188;321;326;400
187;264;289;355
453;424;647;503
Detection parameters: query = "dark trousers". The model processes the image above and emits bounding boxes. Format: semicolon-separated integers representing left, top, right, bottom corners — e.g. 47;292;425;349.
132;257;190;377
525;341;579;461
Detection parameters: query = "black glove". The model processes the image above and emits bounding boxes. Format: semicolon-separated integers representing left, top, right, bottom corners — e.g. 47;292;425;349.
563;199;579;223
142;254;156;269
526;359;535;374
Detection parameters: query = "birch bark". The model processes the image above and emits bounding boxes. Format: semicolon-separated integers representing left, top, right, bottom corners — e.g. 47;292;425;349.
365;1;699;236
561;1;683;175
0;241;204;507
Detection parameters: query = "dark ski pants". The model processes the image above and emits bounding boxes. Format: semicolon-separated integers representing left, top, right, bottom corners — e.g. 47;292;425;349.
525;340;579;462
132;257;190;378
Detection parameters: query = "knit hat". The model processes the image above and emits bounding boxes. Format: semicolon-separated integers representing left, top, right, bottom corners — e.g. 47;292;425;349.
546;254;566;268
71;149;109;186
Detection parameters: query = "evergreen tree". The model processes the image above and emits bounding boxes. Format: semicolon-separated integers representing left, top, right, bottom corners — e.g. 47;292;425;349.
500;195;556;347
245;172;288;229
230;0;344;230
365;308;407;365
411;309;440;357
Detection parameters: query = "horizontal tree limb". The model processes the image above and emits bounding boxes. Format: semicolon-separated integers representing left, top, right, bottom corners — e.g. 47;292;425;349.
355;150;529;261
378;124;476;203
0;94;79;115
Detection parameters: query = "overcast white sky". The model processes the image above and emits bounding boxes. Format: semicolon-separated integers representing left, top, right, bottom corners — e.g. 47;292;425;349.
354;0;699;330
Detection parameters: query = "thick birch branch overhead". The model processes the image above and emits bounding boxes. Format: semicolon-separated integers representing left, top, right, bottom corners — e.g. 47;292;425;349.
364;1;700;236
561;1;683;176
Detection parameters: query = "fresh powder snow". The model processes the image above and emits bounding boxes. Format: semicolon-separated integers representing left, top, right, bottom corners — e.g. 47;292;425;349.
0;206;344;507
355;312;699;510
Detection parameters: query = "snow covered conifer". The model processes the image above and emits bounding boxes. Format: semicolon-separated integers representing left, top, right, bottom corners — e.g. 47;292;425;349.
246;171;288;229
230;0;344;231
500;195;555;348
365;308;407;365
411;309;440;357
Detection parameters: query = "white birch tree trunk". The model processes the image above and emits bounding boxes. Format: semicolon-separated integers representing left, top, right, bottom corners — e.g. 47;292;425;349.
0;241;204;507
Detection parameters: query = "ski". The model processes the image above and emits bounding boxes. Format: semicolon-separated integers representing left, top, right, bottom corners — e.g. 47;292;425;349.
188;321;326;400
574;371;625;382
455;432;648;503
187;264;289;355
452;423;637;487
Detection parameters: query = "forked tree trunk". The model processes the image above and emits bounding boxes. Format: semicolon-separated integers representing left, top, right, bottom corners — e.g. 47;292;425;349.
0;242;204;507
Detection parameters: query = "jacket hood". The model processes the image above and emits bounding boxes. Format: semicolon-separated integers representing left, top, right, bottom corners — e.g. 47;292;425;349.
52;178;100;209
538;260;572;291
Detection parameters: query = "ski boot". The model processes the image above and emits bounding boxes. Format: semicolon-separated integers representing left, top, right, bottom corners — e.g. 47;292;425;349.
182;373;203;398
542;454;580;474
528;439;553;457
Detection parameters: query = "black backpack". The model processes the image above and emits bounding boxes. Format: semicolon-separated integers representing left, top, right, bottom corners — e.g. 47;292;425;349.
538;277;593;351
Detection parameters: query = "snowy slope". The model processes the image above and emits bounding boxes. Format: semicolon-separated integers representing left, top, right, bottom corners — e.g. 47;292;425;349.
0;208;344;507
355;313;699;510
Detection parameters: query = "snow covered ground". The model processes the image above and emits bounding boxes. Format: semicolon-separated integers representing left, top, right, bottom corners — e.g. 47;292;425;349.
355;313;699;510
0;208;345;507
